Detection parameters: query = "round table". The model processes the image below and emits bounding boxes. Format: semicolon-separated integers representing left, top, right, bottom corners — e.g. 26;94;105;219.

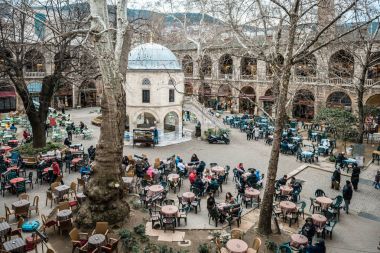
9;177;25;185
244;188;260;199
88;234;106;248
312;213;327;227
211;166;225;175
76;193;87;204
168;173;179;182
316;196;333;210
280;185;293;195
279;201;297;213
161;205;179;217
12;200;30;210
57;209;73;221
290;234;308;248
182;192;195;202
226;239;248;253
148;185;164;196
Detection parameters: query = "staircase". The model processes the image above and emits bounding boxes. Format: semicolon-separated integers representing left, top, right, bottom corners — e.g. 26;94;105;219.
183;96;224;128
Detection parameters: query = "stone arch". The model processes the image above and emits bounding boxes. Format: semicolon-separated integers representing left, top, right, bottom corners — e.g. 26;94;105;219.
219;54;233;75
163;111;180;133
0;82;16;113
292;89;315;120
239;86;256;114
329;49;354;78
198;83;212;105
366;94;380;108
240;55;257;78
135;111;158;129
185;82;193;95
295;54;317;77
326;91;352;111
217;84;232;111
25;49;45;72
182;55;193;76
200;55;212;77
262;88;274;115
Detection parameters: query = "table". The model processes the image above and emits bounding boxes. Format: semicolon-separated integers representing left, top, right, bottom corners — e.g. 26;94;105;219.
72;158;82;165
7;166;19;172
161;205;179;217
0;221;11;237
9;177;25;185
182;192;195;202
54;185;70;199
372;150;380;164
57;209;73;221
280;185;293;195
3;237;26;252
0;146;12;153
43;167;52;173
168;173;180;182
88;234;106;248
312;213;327;228
245;188;260;199
148;185;164;197
76;193;87;204
316;196;333;210
211;166;225;175
290;234;308;248
279;201;297;213
226;239;248;253
12;199;30;210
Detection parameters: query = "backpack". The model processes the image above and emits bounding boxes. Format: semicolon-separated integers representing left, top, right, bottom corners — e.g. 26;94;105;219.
22;220;40;232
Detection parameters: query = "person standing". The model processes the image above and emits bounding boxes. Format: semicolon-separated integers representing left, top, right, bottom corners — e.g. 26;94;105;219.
351;165;360;191
374;170;380;189
331;167;341;190
342;180;353;214
254;126;260;141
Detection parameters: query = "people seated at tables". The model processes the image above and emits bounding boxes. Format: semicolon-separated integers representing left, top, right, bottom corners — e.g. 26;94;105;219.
193;177;205;193
190;154;199;163
196;161;206;176
225;192;235;204
206;193;216;211
289;176;296;187
237;163;245;173
277;174;288;187
300;217;316;245
80;164;92;176
10;123;17;131
206;177;219;193
177;159;187;175
23;130;30;140
79;121;85;133
189;170;197;185
247;172;259;187
51;160;61;183
300;240;326;253
64;137;71;147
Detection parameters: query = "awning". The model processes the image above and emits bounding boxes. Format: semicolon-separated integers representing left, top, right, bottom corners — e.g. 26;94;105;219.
0;91;16;97
259;96;275;101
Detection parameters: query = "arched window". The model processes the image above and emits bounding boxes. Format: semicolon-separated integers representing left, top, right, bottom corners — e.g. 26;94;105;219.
329;50;354;78
241;55;257;79
201;55;212;77
295;55;317;77
219;54;233;76
182;55;193;76
25;49;45;72
142;78;151;86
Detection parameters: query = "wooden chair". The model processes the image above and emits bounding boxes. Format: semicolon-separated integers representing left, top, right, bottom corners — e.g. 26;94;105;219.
29;196;39;215
177;207;188;226
46;191;57;208
4;204;15;222
41;214;57;232
57;218;73;235
69;228;89;253
19;193;29;201
50;182;60;191
248;238;262;253
9;217;24;238
0;216;6;222
54;175;63;183
230;228;244;239
58;201;71;211
91;222;109;236
101;237;120;253
69;182;77;196
46;248;56;253
220;247;229;253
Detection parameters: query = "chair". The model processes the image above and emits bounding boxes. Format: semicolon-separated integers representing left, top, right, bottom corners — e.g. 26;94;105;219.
77;178;86;191
1;181;12;197
4;204;15;221
69;228;89;253
58;201;71;211
250;237;261;253
148;209;161;229
9;217;24;238
101;237;120;253
50;182;60;191
29;196;39;215
278;245;292;253
41;214;57;232
328;195;343;221
230;228;244;239
309;197;320;214
46;191;58;208
24;172;34;189
58;218;73;235
324;220;337;239
91;222;109;236
15;181;26;196
54;175;63;184
220;247;229;253
177;207;188;226
227;208;242;229
286;211;299;227
297;201;306;219
315;189;326;197
208;207;220;227
191;197;201;214
19;193;30;200
68;181;77;196
162;199;175;205
161;216;176;233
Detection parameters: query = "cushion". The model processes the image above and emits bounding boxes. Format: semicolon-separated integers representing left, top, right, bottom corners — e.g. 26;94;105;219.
22;220;40;232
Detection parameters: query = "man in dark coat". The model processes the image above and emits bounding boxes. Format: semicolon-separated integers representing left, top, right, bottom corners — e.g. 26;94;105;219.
301;217;316;245
351;165;360;191
342;180;353;214
331;168;341;190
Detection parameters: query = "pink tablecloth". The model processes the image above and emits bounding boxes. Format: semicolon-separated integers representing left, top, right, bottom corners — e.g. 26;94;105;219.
316;196;333;210
9;177;25;184
312;214;327;227
245;188;260;199
211;166;225;175
226;239;248;253
182;192;195;202
168;173;179;182
290;234;308;248
280;185;293;195
279;201;297;213
161;205;179;217
148;185;164;196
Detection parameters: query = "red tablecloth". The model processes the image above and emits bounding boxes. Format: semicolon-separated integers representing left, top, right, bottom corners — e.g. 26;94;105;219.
8;140;18;143
43;167;52;173
182;192;195;202
245;188;260;199
226;239;248;253
312;214;327;227
9;177;25;184
161;205;179;217
148;185;164;197
316;196;333;210
7;166;19;171
290;234;308;248
72;158;82;165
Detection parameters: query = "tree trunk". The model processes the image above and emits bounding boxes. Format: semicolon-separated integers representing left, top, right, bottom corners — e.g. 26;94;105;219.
29;118;46;148
357;89;364;144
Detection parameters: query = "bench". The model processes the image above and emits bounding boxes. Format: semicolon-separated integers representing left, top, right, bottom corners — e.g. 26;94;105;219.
24;157;38;168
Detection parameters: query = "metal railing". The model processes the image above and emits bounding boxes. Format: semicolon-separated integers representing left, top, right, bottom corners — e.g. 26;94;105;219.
24;72;46;78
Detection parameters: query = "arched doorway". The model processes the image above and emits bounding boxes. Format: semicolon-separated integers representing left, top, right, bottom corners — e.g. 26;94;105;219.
326;91;352;111
329;50;354;79
240;55;257;79
262;89;274;116
79;80;97;107
217;84;232;111
366;94;380;108
239;86;256;114
25;49;45;72
182;55;193;77
292;89;315;120
198;83;212;106
295;55;317;77
136;112;156;129
54;82;73;108
0;83;16;113
164;111;179;133
219;54;233;78
200;55;212;77
185;82;193;96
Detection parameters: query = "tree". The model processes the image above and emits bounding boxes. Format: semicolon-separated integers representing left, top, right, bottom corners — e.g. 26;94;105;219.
77;0;131;226
0;0;94;148
212;0;380;234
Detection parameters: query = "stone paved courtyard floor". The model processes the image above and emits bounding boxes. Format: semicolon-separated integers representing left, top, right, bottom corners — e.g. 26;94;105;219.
1;107;379;253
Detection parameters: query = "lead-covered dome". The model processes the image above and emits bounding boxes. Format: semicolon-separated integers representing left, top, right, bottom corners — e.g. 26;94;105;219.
128;43;181;70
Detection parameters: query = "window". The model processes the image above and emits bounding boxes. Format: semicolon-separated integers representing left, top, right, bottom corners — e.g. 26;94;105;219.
142;90;150;103
142;78;151;85
168;78;175;86
169;89;175;102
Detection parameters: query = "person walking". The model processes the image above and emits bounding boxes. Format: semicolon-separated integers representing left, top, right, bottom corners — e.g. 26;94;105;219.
374;170;380;189
331;167;341;190
254;126;260;141
350;165;360;191
342;180;353;214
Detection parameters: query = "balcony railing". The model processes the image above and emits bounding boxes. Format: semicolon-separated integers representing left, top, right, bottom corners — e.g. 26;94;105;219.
328;77;352;85
240;74;258;80
25;72;46;78
294;76;319;84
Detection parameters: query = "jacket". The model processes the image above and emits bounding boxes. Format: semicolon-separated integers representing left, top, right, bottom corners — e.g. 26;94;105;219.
342;185;353;200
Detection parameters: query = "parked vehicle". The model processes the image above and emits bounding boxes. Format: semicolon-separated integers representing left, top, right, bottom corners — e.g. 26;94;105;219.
208;133;230;144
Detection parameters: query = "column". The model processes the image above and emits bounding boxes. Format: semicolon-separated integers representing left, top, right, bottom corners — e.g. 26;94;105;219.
257;60;266;81
212;56;219;80
233;56;241;80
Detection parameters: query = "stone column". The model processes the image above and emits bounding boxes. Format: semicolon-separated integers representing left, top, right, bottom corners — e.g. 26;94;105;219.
257;60;266;81
212;56;219;80
193;57;199;78
233;56;241;80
